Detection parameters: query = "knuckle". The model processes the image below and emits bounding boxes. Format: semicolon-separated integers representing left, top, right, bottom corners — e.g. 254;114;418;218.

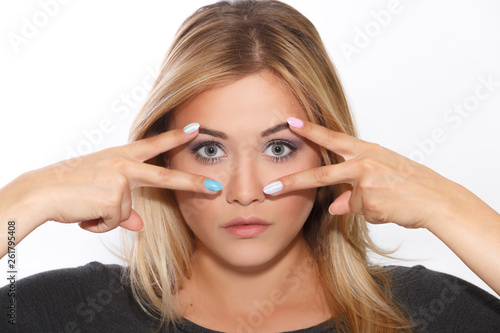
362;196;378;213
363;208;384;224
313;167;329;184
357;155;383;174
356;177;372;191
325;129;341;143
101;156;127;170
98;219;115;233
356;157;374;174
157;167;173;183
361;195;390;224
111;174;129;189
103;192;123;209
282;175;296;188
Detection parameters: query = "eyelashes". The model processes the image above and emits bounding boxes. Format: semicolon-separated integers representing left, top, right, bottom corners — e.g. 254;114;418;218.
190;139;298;164
263;139;297;162
190;141;225;164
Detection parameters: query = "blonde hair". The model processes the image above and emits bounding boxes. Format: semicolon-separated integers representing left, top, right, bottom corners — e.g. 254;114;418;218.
125;0;412;331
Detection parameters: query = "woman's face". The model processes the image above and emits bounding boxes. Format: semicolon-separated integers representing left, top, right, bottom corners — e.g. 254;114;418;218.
168;71;321;269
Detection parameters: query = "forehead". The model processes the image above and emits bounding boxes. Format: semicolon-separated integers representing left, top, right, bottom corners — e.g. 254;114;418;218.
169;71;306;131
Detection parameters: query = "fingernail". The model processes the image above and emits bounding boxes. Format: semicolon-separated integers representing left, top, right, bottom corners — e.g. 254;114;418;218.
183;123;200;134
287;117;303;129
204;179;223;191
263;181;283;195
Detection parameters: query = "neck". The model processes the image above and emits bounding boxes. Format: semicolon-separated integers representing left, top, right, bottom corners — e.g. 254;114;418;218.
194;232;312;300
175;233;331;330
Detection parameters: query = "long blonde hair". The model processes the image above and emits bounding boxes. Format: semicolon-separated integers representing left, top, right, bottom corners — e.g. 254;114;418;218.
125;1;412;331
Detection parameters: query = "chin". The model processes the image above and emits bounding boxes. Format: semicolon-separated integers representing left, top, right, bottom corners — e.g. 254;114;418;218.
210;241;291;272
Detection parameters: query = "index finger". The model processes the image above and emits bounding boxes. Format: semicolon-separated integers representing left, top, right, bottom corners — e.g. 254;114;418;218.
263;162;355;196
128;161;223;194
286;117;363;161
125;123;200;162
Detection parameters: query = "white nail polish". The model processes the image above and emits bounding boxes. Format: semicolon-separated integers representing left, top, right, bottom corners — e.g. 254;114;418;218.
263;181;283;195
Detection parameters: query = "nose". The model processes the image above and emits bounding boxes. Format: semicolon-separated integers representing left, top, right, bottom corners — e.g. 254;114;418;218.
225;157;265;206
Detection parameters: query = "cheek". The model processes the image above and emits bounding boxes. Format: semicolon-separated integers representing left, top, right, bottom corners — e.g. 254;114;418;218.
175;191;209;213
171;145;320;226
276;189;317;223
170;150;228;231
174;191;219;235
169;146;230;182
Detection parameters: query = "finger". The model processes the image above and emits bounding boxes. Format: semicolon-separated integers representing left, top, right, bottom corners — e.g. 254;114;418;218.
120;188;132;223
78;209;144;233
78;219;112;233
286;117;364;161
263;162;356;196
118;209;144;231
127;159;223;194
328;190;352;215
125;123;200;162
78;203;122;233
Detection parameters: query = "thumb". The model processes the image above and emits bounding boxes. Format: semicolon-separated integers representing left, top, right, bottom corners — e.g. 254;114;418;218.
329;190;352;215
118;209;144;231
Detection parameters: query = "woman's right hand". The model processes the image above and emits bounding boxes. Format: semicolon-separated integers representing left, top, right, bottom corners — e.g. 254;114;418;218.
0;123;219;241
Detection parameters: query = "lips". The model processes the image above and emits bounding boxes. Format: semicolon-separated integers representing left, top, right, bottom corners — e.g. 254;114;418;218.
222;217;271;238
222;216;271;228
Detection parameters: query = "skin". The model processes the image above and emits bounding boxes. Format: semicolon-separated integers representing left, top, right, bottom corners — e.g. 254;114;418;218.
0;125;216;255
0;70;499;330
268;119;500;297
167;71;330;330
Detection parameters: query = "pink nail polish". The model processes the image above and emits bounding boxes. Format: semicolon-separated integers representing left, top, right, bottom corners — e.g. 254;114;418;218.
287;117;304;128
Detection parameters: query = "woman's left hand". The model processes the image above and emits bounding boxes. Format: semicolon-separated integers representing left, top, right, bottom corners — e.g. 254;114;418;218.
264;117;500;295
264;117;469;230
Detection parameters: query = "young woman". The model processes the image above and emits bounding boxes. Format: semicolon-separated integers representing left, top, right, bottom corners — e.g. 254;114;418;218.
1;1;499;332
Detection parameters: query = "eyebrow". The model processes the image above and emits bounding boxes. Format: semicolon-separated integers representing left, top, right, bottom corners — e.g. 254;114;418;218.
198;122;289;139
261;122;289;137
198;127;227;139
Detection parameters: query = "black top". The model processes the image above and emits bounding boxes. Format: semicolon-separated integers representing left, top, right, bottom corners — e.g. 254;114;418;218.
0;262;499;332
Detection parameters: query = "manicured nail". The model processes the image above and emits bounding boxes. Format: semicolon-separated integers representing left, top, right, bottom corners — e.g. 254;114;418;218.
263;181;283;195
287;117;303;129
183;123;200;134
204;179;223;191
328;204;335;215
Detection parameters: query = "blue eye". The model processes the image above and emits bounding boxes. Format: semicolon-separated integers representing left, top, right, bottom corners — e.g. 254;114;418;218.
263;140;297;162
191;141;226;163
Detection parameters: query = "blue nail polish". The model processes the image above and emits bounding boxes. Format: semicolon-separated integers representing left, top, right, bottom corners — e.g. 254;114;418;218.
263;181;283;195
204;179;223;191
183;123;200;134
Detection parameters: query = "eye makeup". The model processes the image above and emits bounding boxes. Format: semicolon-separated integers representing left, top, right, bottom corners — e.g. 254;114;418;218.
262;139;297;162
190;140;227;164
189;138;299;164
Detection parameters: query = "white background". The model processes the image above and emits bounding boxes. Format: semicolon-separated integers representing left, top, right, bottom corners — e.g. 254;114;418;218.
0;0;499;297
